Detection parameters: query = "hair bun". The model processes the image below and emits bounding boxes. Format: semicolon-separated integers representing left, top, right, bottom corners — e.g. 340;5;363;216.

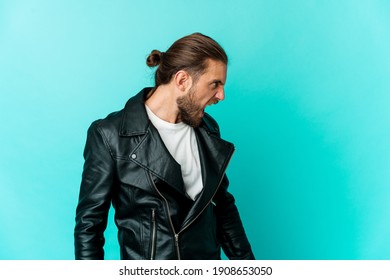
146;50;163;67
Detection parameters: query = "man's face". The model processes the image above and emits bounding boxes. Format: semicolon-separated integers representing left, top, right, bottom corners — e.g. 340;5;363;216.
177;59;227;127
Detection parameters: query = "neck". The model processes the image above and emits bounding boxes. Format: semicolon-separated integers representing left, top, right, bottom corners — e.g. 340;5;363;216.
145;84;180;124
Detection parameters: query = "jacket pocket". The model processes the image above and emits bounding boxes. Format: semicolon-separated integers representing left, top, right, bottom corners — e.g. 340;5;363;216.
149;208;157;260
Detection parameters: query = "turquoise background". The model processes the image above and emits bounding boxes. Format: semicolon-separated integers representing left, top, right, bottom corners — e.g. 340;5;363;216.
1;0;389;259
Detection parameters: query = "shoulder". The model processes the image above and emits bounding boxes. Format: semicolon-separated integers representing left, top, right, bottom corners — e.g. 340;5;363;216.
87;108;124;141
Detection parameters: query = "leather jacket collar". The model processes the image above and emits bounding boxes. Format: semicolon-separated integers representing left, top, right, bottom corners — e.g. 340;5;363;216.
119;88;151;136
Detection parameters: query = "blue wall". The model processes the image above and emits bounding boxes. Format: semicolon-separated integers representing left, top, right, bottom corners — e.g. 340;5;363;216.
1;0;389;259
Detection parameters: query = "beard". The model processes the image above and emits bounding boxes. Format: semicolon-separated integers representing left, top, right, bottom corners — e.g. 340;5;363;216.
176;86;204;128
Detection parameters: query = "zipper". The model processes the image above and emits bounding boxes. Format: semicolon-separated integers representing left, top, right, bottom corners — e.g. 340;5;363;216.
174;234;181;259
149;172;181;259
150;208;156;260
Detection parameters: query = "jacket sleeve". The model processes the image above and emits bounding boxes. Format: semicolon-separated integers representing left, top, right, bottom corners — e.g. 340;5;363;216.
74;121;115;259
214;175;255;260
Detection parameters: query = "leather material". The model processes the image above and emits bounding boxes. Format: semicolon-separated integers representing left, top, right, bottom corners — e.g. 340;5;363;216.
74;88;255;260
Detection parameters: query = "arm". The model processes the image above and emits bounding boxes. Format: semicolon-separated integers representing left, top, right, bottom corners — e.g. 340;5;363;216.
214;176;255;260
74;121;115;259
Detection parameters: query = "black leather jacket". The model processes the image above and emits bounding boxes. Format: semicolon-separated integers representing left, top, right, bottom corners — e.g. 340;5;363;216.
74;88;254;260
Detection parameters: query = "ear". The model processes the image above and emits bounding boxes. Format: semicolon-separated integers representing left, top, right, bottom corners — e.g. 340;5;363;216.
174;70;192;92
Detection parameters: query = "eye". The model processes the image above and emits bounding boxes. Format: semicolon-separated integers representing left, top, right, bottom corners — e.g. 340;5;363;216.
211;82;219;89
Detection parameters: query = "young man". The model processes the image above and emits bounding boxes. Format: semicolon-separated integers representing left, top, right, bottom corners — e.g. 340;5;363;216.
74;33;254;260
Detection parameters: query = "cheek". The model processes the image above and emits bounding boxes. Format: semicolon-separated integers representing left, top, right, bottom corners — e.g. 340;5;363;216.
203;90;216;103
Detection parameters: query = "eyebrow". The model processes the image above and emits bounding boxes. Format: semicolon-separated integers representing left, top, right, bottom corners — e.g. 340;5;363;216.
209;79;225;85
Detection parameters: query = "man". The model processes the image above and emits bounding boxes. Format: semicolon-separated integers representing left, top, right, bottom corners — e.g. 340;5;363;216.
74;33;254;260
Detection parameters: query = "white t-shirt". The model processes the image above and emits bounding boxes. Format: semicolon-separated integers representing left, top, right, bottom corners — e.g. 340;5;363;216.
145;105;203;200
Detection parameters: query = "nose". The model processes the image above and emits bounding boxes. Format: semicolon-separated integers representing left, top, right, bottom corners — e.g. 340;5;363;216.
215;88;225;101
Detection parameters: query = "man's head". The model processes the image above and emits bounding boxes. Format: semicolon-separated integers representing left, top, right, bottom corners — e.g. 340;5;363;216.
146;33;227;127
176;59;226;127
146;32;228;87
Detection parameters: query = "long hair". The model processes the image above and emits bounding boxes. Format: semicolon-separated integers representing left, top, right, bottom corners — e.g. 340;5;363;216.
146;33;228;87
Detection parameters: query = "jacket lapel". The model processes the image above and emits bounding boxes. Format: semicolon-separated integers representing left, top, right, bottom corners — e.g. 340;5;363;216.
130;124;186;196
180;121;235;231
120;88;186;196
